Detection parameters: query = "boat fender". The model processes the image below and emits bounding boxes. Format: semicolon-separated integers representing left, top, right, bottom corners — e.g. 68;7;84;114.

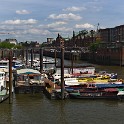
119;79;122;82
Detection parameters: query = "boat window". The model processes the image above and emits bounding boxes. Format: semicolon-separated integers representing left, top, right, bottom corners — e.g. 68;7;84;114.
0;63;8;66
29;76;34;79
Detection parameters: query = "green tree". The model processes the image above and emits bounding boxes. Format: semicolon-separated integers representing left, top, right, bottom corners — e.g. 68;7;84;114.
0;42;15;49
89;42;100;52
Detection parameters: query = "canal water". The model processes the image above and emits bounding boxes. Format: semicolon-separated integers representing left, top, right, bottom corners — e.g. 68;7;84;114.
1;59;124;124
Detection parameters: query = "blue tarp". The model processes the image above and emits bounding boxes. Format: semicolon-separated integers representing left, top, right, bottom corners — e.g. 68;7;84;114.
96;84;124;88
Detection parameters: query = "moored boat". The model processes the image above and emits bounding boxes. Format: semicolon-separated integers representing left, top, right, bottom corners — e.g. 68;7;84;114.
69;85;124;100
14;68;45;93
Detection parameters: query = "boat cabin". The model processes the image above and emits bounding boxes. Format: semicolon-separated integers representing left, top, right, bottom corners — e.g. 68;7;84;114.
15;68;45;86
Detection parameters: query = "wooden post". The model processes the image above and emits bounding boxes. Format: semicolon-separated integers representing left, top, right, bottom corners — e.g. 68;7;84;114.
54;49;57;67
71;52;73;74
33;49;36;61
1;49;4;59
26;49;28;66
9;50;12;104
22;49;25;63
120;46;122;66
40;48;43;73
61;40;65;100
31;49;33;67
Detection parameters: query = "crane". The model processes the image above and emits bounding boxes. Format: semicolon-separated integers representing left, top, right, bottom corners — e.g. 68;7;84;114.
0;32;15;35
0;32;10;34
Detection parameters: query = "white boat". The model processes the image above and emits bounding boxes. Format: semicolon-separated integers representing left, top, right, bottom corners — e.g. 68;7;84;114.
0;59;24;70
0;69;6;91
28;57;57;66
43;58;56;64
15;68;45;86
71;66;95;77
65;78;79;86
52;68;71;80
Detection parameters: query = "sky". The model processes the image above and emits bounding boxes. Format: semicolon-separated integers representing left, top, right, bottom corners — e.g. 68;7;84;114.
0;0;124;43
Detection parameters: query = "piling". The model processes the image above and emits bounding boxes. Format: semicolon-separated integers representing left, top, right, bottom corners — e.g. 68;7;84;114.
54;49;57;67
71;52;74;74
40;48;43;73
1;49;4;59
26;49;28;66
61;40;65;100
9;50;12;104
31;49;33;67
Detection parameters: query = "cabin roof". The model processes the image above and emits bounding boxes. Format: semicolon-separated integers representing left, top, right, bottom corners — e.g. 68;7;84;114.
17;68;41;75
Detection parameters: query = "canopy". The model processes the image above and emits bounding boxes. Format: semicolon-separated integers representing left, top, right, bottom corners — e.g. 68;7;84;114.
17;68;41;75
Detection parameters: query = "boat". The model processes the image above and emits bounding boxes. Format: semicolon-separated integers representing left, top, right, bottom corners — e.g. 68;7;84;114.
0;59;25;70
52;68;72;81
0;89;9;103
28;57;57;66
77;77;123;85
0;68;11;102
43;58;57;64
70;66;95;77
14;68;45;93
15;68;45;86
68;83;124;100
69;87;124;100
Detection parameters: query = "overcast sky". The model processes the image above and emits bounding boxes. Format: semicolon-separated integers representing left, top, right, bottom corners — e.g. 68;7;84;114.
0;0;124;43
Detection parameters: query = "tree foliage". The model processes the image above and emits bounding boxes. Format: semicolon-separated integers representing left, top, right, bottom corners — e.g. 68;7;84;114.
0;42;15;49
89;42;100;52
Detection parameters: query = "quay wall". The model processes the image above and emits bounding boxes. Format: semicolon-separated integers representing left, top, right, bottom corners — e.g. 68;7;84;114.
43;50;82;60
0;47;124;66
43;47;124;66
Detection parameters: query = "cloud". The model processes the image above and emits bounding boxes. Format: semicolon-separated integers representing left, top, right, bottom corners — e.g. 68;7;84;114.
51;27;72;32
47;21;67;28
75;23;94;29
16;10;30;14
3;19;37;25
63;6;86;12
27;28;50;35
48;13;82;21
40;21;72;33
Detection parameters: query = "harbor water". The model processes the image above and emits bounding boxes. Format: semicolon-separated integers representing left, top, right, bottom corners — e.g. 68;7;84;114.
1;58;124;124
